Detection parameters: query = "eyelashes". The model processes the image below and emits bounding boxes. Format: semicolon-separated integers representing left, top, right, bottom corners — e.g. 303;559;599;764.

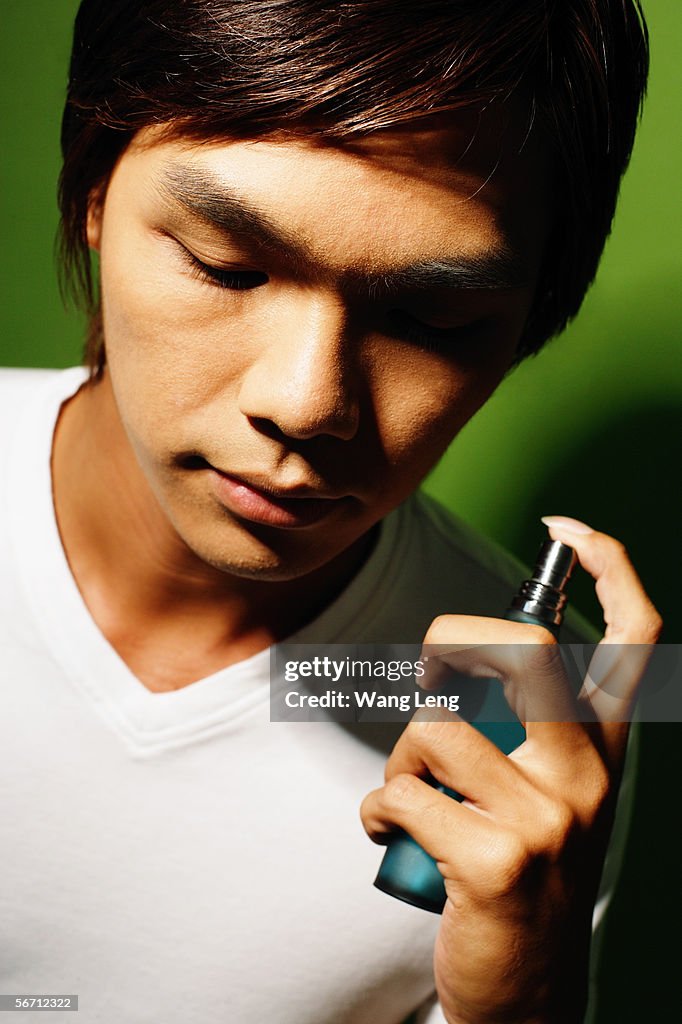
176;244;480;351
178;245;268;291
385;311;476;352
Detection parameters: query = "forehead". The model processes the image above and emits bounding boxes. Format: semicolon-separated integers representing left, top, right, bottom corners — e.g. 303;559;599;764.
119;103;550;274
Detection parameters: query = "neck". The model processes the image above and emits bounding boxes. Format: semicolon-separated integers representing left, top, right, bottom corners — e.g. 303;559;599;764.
51;372;375;691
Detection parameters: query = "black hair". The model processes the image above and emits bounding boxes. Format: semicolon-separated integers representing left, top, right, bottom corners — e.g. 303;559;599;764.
58;0;649;372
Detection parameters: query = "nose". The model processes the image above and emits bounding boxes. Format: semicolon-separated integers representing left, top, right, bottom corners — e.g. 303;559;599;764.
237;291;361;441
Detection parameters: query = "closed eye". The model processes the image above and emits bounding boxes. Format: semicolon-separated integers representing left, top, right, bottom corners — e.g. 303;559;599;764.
178;244;268;291
174;237;486;348
386;309;484;351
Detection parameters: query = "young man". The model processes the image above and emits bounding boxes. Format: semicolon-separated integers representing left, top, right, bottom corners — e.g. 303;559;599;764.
0;2;660;1022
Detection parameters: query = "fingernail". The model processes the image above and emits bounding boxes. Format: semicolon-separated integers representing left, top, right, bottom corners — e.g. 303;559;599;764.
541;515;594;535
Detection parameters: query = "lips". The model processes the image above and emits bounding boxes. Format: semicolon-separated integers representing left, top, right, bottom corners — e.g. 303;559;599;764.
207;467;352;528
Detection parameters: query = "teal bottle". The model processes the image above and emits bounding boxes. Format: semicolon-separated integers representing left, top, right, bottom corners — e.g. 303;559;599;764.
373;537;577;913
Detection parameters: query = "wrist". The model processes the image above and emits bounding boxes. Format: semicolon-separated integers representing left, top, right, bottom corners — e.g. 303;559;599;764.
440;972;588;1024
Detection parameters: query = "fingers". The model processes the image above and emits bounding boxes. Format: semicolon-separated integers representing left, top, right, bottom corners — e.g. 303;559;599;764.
420;615;557;692
421;521;661;759
361;520;659;922
375;518;660;868
361;770;506;873
361;703;614;899
541;517;662;645
360;747;602;899
581;643;657;719
384;709;533;813
542;518;662;760
421;614;585;754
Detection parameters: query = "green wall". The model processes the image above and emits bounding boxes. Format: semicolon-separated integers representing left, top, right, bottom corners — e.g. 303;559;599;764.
2;2;680;1019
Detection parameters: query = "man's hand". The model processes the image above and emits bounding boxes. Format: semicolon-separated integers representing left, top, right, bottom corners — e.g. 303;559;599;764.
361;519;662;1024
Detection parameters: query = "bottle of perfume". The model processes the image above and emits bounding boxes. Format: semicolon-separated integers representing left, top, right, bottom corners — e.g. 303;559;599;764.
373;537;577;913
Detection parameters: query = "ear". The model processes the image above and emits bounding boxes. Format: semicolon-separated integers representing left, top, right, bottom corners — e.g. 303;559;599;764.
86;188;104;252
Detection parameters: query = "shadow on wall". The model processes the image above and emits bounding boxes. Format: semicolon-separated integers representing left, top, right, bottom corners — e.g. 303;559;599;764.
506;402;681;1022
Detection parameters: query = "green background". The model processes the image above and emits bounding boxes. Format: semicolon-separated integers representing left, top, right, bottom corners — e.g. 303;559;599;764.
1;1;680;1019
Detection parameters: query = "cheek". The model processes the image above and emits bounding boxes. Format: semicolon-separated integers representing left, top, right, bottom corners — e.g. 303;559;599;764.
101;238;217;372
369;347;509;475
98;237;253;445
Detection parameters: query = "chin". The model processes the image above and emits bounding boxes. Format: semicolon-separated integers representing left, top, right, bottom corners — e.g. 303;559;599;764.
182;522;345;583
165;486;376;584
202;549;317;582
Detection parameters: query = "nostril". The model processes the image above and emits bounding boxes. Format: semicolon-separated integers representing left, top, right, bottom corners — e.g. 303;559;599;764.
246;417;289;443
246;412;358;446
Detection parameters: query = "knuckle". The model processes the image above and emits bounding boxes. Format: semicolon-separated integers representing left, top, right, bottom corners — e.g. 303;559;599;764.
412;714;458;749
577;758;612;825
516;632;562;673
424;614;456;645
534;798;578;858
382;772;420;812
641;607;663;644
601;535;628;560
478;833;530;896
590;771;612;820
405;715;459;758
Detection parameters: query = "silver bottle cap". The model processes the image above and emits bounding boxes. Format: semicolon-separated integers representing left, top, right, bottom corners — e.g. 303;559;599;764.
508;539;578;628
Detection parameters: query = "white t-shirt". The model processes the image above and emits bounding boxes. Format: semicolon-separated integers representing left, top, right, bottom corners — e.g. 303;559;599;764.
0;368;634;1023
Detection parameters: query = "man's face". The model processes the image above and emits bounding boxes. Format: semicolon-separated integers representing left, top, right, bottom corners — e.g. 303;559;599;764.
90;108;549;580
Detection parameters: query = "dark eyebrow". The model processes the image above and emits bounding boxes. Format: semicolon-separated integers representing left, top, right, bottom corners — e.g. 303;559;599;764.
160;164;315;269
368;254;529;294
159;163;530;293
